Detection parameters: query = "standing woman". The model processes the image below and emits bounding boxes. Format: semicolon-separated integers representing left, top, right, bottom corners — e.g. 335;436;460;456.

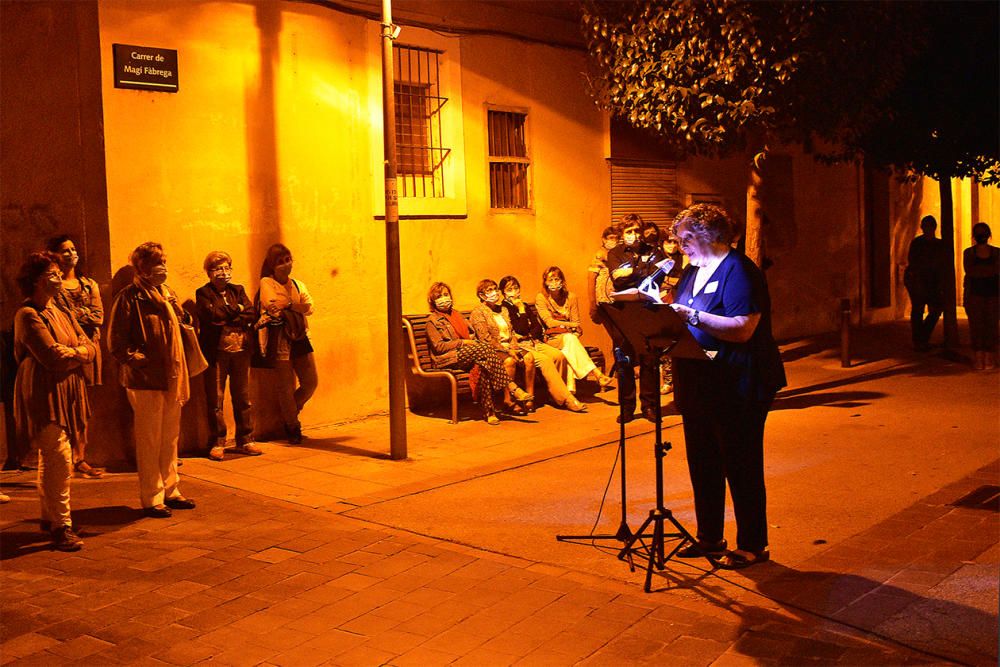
47;234;104;479
257;244;317;444
535;266;614;394
108;242;196;518
667;204;786;569
963;222;1000;370
13;252;96;550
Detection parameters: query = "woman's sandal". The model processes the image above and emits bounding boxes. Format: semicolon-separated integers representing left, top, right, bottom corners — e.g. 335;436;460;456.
74;461;103;479
598;374;615;391
510;387;533;403
720;549;770;570
485;413;501;426
676;539;727;559
505;402;527;416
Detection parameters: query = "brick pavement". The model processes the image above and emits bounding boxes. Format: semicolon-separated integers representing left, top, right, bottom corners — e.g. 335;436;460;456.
3;465;990;666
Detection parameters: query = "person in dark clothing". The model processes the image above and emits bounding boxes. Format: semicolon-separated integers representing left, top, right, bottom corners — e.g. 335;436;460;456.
905;215;947;351
667;204;786;570
963;222;999;370
605;213;664;422
195;251;260;461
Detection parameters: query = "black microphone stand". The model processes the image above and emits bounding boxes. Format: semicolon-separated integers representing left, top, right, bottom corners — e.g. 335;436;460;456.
556;347;635;551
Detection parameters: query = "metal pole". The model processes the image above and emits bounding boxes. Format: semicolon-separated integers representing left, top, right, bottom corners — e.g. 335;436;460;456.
381;0;407;459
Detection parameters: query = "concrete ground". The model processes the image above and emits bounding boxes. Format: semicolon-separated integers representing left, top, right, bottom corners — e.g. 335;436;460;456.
2;321;997;666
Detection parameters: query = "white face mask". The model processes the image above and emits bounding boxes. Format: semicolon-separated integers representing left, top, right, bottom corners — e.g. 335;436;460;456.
483;291;501;304
147;265;168;286
603;240;618;250
546;281;563;292
434;296;453;311
623;232;638;246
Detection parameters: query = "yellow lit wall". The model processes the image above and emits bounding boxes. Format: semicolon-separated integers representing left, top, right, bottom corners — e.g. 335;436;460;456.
97;0;610;447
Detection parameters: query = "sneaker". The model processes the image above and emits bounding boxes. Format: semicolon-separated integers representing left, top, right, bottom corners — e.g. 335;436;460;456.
233;443;263;456
208;445;225;461
51;526;83;551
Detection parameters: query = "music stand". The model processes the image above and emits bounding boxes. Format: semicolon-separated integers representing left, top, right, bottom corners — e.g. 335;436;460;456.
599;300;716;592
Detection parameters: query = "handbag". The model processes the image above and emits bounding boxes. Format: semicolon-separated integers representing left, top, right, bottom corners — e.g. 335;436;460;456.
179;322;209;377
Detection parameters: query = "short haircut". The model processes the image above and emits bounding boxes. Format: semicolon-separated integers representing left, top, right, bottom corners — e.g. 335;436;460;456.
671;204;737;246
45;234;87;278
641;221;661;245
476;278;498;301
498;275;520;292
973;221;992;240
16;251;60;297
427;281;451;310
260;243;292;278
920;215;937;232
601;226;619;240
130;242;165;274
204;250;233;274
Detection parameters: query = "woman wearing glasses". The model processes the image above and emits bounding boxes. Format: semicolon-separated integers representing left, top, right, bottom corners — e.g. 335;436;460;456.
13;252;96;550
195;251;259;461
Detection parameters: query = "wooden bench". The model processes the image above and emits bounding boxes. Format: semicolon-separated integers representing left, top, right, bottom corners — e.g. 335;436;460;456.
402;311;606;424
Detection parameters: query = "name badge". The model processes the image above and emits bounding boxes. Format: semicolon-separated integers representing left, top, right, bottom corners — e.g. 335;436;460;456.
705;281;719;294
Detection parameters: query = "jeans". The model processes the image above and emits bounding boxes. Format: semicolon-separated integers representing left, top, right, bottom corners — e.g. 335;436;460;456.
275;353;318;429
204;351;253;446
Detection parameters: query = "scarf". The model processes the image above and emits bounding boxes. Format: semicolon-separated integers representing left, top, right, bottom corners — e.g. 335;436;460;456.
133;275;190;405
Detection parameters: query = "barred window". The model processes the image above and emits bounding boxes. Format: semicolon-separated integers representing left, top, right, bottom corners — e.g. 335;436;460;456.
487;109;530;209
393;44;449;198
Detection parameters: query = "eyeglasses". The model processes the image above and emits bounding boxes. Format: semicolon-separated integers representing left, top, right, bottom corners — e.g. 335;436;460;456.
210;265;232;275
43;271;62;280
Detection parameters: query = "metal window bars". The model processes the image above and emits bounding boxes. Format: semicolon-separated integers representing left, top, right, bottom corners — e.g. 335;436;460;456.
487;110;529;209
393;44;450;198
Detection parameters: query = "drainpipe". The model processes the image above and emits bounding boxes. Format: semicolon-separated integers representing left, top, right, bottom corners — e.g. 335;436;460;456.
382;0;407;460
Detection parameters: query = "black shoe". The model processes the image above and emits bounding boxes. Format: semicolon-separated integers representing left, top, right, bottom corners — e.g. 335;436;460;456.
143;505;172;518
641;407;659;423
165;497;196;510
51;526;83;551
677;539;727;559
617;410;637;424
286;425;303;445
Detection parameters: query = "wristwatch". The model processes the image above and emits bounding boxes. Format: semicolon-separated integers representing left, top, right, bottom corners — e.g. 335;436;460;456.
688;309;701;327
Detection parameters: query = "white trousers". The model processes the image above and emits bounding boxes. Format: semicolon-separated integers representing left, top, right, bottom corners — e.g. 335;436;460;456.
127;389;182;508
551;333;597;393
34;424;73;528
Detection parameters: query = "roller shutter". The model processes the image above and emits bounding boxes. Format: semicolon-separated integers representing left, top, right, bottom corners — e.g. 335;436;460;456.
609;159;682;230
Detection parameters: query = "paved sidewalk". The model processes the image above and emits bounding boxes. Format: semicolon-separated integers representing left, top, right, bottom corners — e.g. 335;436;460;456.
2;321;998;665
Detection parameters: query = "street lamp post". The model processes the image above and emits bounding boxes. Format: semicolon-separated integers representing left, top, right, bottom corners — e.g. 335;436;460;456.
381;0;407;460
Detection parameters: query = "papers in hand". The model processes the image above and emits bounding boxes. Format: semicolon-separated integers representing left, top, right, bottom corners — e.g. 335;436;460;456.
610;258;675;304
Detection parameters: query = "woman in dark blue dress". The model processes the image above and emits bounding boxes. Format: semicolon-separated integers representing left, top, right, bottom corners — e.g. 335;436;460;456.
667;204;786;569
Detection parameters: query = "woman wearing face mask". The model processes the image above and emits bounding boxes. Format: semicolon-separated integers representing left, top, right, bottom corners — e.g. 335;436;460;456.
13;252;96;550
605;213;663;422
659;234;686;394
196;251;259;460
426;282;532;425
963;222;999;370
535;266;614;394
108;242;196;518
587;226;620;323
499;275;585;412
468;279;534;414
46;234;104;479
257;243;317;444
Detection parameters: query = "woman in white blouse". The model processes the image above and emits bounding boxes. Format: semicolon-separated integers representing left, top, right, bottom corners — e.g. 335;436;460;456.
257;243;317;444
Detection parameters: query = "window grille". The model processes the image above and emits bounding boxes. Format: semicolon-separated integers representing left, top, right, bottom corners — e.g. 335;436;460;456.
487;110;530;209
393;44;449;198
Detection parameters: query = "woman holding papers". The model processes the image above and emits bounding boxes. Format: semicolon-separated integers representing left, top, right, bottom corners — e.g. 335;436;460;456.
668;204;785;570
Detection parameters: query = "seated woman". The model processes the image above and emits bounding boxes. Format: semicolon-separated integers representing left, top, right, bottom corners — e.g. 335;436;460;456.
499;275;586;412
535;267;614;394
426;282;531;425
468;279;534;414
